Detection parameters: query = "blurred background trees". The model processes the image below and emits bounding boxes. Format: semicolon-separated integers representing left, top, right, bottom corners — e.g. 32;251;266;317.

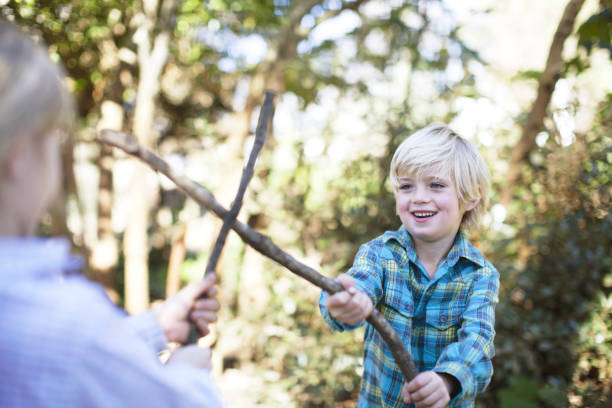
2;0;610;406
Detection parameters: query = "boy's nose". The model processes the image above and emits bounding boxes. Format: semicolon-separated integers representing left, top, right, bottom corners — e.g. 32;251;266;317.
412;185;430;202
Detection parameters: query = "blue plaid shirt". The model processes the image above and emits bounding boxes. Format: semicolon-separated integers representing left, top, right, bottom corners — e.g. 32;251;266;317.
320;226;499;407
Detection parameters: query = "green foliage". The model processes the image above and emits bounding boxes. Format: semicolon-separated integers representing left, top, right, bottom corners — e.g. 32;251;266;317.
513;69;542;81
488;96;612;407
577;6;612;57
498;376;539;408
263;281;364;406
497;375;569;408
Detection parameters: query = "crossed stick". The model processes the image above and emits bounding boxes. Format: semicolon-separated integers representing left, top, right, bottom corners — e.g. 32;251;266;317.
98;93;418;382
185;90;276;344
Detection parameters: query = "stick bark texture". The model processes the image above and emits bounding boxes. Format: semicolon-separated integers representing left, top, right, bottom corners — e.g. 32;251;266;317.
204;91;275;278
185;91;276;344
98;128;418;381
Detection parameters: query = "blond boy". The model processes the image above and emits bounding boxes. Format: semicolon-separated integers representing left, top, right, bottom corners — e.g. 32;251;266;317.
320;124;499;407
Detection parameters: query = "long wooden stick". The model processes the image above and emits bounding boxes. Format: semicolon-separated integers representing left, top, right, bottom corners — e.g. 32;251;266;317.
185;91;275;344
98;129;418;381
204;91;275;278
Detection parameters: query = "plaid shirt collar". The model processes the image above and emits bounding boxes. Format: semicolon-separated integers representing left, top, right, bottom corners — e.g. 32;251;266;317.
380;226;484;270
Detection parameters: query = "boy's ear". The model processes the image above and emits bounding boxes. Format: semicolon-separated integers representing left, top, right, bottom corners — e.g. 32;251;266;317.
464;197;480;212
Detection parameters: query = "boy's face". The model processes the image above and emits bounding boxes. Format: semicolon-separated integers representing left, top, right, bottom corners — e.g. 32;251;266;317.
395;169;473;248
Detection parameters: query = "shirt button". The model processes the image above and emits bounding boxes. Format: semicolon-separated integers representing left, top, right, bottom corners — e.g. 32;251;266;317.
440;315;447;323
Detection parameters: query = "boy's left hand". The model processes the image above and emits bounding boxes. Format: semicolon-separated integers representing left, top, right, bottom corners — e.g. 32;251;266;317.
401;371;453;408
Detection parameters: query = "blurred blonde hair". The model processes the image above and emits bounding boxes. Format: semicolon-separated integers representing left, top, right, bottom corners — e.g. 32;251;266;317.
389;123;490;232
0;21;74;163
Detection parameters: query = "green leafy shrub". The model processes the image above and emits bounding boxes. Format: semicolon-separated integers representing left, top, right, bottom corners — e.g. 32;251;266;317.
488;96;612;407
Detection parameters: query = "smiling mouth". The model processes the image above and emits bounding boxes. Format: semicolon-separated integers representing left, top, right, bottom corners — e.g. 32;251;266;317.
412;211;436;219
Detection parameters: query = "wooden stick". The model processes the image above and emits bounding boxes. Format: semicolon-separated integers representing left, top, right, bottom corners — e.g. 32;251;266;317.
185;91;275;344
204;91;275;278
98;129;418;381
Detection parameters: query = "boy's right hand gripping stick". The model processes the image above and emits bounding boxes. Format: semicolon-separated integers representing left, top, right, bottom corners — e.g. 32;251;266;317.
325;278;418;382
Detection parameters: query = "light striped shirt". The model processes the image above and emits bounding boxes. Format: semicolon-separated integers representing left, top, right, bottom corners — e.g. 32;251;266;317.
0;237;224;407
320;227;499;407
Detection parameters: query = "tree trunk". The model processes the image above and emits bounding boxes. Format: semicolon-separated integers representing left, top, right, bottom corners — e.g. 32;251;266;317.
92;101;123;302
124;163;152;313
501;0;586;204
48;143;77;237
165;223;187;298
123;0;175;313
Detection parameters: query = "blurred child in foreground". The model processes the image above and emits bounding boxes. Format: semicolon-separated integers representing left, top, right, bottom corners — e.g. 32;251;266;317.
320;124;499;407
0;21;224;407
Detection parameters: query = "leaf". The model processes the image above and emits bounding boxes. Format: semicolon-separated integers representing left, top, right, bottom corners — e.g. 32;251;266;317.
577;8;612;57
498;376;540;408
512;69;542;81
538;385;569;408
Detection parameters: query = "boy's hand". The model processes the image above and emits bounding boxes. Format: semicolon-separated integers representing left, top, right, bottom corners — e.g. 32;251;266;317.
153;274;220;343
166;345;212;370
325;274;373;325
401;371;453;408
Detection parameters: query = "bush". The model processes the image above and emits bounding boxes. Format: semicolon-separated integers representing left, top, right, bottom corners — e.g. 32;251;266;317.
487;99;612;407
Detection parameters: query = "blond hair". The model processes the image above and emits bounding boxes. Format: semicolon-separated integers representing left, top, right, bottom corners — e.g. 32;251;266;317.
389;123;490;232
0;21;74;163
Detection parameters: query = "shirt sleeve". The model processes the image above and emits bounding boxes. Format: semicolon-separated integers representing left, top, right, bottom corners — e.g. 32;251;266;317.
124;311;168;353
434;265;500;405
75;311;225;408
319;241;385;332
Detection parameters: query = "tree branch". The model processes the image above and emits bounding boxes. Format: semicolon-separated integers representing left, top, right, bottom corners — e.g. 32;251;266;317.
287;0;324;27
98;128;418;381
502;0;586;204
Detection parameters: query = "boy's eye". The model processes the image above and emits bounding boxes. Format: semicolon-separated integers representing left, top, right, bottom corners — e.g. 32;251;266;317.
399;183;413;190
431;182;445;189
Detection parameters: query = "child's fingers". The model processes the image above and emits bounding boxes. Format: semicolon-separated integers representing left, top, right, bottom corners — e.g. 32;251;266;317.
414;391;448;408
406;372;450;408
409;381;437;403
412;387;441;407
328;298;361;324
356;292;374;316
326;292;350;314
326;279;373;324
204;285;219;298
401;383;412;403
405;372;429;393
190;310;218;324
333;291;351;305
344;310;367;325
175;274;218;305
336;274;355;291
194;298;220;312
341;298;371;324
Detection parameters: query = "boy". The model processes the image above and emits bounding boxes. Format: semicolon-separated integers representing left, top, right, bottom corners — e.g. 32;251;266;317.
320;124;499;407
0;21;223;407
